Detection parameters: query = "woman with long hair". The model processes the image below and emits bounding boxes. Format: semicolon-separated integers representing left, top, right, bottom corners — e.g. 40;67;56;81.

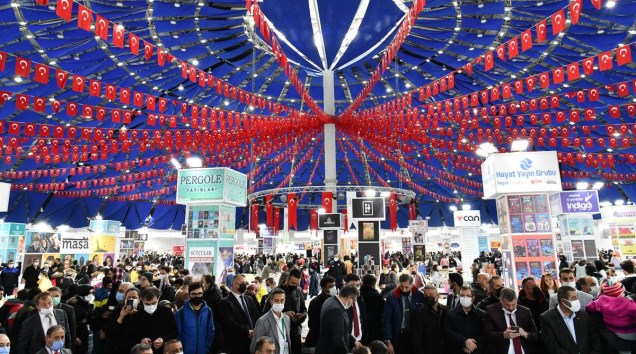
540;273;560;298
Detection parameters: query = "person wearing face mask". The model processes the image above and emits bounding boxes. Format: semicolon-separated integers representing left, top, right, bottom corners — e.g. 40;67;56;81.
111;287;178;354
360;274;384;344
317;284;362;354
444;286;485;354
381;273;424;354
249;289;292;354
484;287;539;354
265;269;307;354
344;274;368;345
548;269;594;310
175;282;214;354
17;291;71;354
517;277;548;331
445;273;465;309
155;266;176;303
22;257;42;290
413;285;445;354
0;260;20;296
46;287;77;348
327;256;346;290
35;325;71;354
577;276;600;299
0;334;10;354
162;339;184;354
218;274;262;354
541;285;601;354
305;276;336;348
477;275;505;310
66;284;94;354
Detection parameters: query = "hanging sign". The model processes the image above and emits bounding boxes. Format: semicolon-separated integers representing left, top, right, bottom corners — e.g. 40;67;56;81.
176;168;246;206
351;197;386;220
318;213;344;230
550;190;600;215
453;210;482;227
408;219;428;233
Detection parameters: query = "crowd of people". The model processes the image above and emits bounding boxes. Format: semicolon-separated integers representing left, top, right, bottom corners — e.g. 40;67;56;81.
0;250;632;354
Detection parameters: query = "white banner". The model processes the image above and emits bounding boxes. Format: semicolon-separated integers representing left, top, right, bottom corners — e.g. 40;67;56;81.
482;151;562;199
453;210;482;227
60;235;91;254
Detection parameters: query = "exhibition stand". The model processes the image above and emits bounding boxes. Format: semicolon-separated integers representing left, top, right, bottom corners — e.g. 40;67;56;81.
550;190;601;263
482;151;562;289
600;205;636;259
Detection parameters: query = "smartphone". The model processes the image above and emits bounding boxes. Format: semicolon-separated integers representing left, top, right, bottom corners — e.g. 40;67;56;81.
125;299;134;310
510;326;520;333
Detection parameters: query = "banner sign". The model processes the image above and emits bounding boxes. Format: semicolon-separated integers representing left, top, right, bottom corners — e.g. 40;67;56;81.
176;168;247;206
550;190;600;215
482;151;562;199
453;210;482;227
600;205;636;223
351;197;386;220
408;220;428;233
89;220;121;235
318;213;344;230
0;223;25;236
61;235;91;253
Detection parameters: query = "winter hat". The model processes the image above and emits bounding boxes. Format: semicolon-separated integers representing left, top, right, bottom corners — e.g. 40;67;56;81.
602;281;624;297
76;284;93;297
141;272;154;283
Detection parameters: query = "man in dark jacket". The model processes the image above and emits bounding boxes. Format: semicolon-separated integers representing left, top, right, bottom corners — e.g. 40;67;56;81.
21;257;41;290
275;269;307;354
477;274;504;310
413;285;445;354
217;274;261;354
484;288;539;354
48;287;77;347
444;286;486;354
359;274;384;344
175;282;214;354
66;284;94;354
381;273;424;354
470;272;490;304
305;276;335;347
327;256;346;290
345;274;366;345
156;266;176;303
517;277;548;330
0;260;19;296
316;285;360;354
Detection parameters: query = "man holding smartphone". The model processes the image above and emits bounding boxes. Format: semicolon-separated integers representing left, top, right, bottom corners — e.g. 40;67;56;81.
483;288;539;354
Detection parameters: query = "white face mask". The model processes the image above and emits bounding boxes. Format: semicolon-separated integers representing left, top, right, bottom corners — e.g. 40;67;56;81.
266;287;272;293
39;307;54;316
144;304;158;314
459;296;473;308
564;299;581;312
342;299;352;309
84;294;95;303
328;287;337;296
159;274;167;280
561;281;576;289
590;286;600;296
272;303;285;313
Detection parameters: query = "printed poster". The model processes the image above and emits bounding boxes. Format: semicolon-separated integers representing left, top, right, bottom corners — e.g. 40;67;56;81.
571;240;585;258
187;241;215;276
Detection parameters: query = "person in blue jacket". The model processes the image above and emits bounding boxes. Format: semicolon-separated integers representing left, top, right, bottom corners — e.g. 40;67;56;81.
381;273;424;354
175;282;215;354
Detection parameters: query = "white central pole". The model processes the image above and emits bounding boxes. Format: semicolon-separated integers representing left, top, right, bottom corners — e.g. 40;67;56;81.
323;70;337;212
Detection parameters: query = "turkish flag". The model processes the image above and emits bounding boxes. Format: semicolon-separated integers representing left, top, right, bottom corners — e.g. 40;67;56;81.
113;24;125;48
484;52;494;71
616;45;632;66
567;63;580;81
589;88;599;101
8;122;20;135
514;80;523;94
56;0;73;21
265;195;273;227
609;106;621;118
143;41;154;60
120;88;130;104
464;62;473;76
129;33;140;55
538;72;550;88
111;109;121;122
105;84;116;100
0;51;6;72
617;82;629;97
310;209;318;231
82;105;94;119
525;76;536;92
409;202;417;220
96;107;106;120
14;57;31;77
520;30;532;52
89;79;101;96
273;208;281;234
51;100;61;113
508;37;519;59
66;102;78;116
536;20;547;43
591;0;602;10
322;192;333;213
552;67;564;84
567;0;582;24
288;193;297;230
39;125;51;137
598;51;613;71
34;97;46;112
24;123;36;136
77;4;92;31
250;204;259;233
95;15;109;40
133;91;143;106
72;75;85;92
389;193;397;231
53;126;64;138
15;94;29;110
551;10;566;35
582;57;595;75
159;98;167;112
496;45;506;61
34;63;49;84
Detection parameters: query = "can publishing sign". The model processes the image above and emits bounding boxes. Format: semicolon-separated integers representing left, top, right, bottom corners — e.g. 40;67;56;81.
482;151;562;199
453;210;482;227
176;168;247;206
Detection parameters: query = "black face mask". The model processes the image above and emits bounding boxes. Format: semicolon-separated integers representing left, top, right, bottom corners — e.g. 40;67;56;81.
532;287;542;297
411;272;417;276
190;297;204;306
494;288;503;298
238;283;247;294
424;296;436;307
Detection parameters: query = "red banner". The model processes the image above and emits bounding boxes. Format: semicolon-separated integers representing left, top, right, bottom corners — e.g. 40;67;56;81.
251;203;259;233
287;193;297;231
389;193;397;231
321;192;333;213
310;209;318;231
265;195;273;227
274;208;281;234
409;202;417;220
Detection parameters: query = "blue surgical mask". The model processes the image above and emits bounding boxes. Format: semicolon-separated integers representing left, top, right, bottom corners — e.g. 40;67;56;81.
50;340;64;351
116;292;125;302
0;346;10;354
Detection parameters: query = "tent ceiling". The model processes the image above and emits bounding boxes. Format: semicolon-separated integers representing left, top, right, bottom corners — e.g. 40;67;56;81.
0;0;634;229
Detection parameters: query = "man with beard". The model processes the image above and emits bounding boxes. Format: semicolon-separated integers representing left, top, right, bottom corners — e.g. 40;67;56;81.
477;275;504;310
381;273;424;354
305;276;335;348
218;274;261;354
413;285;445;353
268;269;307;354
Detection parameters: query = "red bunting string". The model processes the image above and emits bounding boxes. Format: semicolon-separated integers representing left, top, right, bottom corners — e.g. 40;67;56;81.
298;150;324;201
337;138;359;186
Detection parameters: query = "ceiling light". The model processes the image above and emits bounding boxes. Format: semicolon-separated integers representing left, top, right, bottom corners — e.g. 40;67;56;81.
364;189;376;197
479;142;498;154
192;59;199;66
186;157;202;168
462;204;471;210
380;191;391;197
14;77;23;83
449;205;458;212
592;182;604;190
606;0;616;8
511;139;529;152
615;199;625;206
178;85;184;91
576;182;589;190
386;88;392;93
95;213;103;220
223;100;230;106
170;158;181;169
